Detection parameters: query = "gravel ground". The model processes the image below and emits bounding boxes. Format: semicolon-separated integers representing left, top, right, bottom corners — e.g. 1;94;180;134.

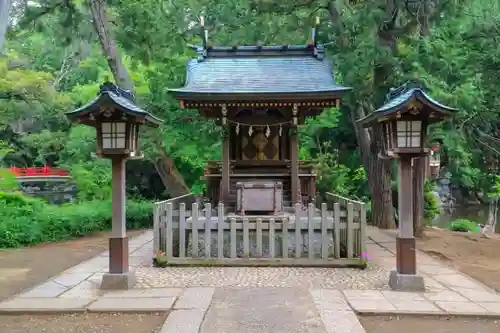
0;313;168;333
135;265;389;289
359;315;500;333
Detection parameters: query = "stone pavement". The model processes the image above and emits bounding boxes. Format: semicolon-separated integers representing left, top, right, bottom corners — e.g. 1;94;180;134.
1;228;500;333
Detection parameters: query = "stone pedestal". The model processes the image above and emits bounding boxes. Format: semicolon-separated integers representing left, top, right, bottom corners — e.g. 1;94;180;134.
100;271;136;290
389;270;425;292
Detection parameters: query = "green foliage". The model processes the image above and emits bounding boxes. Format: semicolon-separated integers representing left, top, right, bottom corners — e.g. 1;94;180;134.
0;192;153;248
423;180;440;221
1;0;500;239
448;219;479;233
424;192;440;221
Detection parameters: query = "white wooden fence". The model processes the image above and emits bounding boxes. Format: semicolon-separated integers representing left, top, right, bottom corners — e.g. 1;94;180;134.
153;194;366;267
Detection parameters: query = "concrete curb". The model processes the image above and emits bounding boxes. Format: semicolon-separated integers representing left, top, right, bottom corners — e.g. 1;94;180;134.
354;309;500;319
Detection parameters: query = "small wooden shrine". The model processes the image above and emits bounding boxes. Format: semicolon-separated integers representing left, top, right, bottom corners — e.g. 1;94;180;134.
169;36;350;214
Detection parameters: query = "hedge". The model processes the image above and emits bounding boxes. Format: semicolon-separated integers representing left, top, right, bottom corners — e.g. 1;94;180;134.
0;191;153;248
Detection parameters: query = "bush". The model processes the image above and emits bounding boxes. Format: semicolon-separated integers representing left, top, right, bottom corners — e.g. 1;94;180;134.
0;192;153;248
448;219;478;232
424;191;440;220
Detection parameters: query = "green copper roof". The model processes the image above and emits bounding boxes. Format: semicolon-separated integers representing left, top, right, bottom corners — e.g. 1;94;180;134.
66;82;163;127
169;44;351;97
358;82;457;127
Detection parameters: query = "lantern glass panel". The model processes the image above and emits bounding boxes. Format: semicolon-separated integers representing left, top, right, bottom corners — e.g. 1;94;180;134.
396;120;421;148
101;122;127;149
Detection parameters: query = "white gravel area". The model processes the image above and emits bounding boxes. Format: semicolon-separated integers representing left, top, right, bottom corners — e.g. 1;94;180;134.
135;264;389;289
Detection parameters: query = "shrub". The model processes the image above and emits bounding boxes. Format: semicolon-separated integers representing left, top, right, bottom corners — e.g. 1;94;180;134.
448;219;478;232
424;191;440;220
0;192;153;248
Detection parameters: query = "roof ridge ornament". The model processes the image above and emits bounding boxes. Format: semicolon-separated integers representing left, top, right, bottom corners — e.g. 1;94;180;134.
385;80;426;102
99;82;135;102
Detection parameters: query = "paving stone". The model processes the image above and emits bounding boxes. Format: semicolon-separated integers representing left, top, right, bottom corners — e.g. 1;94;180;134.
311;289;351;311
59;281;101;299
53;273;92;287
317;304;366;333
418;264;457;275
435;301;489;315
424;290;469;302
18;280;68;298
87;272;105;285
390;299;443;313
343;290;385;301
458;290;500;303
140;288;183;298
88;297;175;312
0;298;94;312
423;277;448;291
174;287;215;310
200;287;328;333
102;288;149;298
478;302;500;314
433;274;487;290
347;299;396;312
381;290;426;301
160;309;206;333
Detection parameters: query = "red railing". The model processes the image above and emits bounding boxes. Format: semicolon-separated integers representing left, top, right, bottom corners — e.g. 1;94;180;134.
9;166;70;177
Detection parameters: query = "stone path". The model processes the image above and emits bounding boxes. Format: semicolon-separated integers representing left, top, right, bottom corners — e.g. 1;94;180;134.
1;228;500;333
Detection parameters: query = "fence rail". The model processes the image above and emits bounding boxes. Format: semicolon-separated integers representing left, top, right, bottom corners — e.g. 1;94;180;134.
153;194;367;267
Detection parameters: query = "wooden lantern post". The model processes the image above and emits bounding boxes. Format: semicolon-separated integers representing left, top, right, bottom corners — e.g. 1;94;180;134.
66;82;163;290
358;82;456;291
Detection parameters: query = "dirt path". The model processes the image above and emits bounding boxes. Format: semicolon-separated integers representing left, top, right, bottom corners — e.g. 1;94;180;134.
0;229;147;301
359;315;500;333
384;227;500;292
417;228;500;292
0;313;167;333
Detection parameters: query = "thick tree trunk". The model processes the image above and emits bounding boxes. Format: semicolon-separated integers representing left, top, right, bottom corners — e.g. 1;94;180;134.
351;105;396;229
87;0;134;92
0;0;12;53
87;0;189;197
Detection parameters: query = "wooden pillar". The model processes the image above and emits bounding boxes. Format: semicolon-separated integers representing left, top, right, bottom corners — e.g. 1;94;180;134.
109;156;128;274
290;127;299;204
396;156;416;275
412;157;425;238
221;128;230;205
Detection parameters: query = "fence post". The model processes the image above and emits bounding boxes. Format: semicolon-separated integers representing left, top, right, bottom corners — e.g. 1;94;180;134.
191;202;199;258
179;203;186;258
347;202;354;259
153;202;160;256
334;202;341;258
204;203;212;258
217;203;224;258
307;203;314;260
320;202;328;259
360;202;367;260
166;202;173;259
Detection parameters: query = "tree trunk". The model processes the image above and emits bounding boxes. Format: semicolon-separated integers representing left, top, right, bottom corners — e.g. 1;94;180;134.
87;0;190;198
351;105;396;229
0;0;12;53
87;0;134;92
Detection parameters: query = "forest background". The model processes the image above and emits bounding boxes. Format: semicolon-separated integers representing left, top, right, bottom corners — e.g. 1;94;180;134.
1;0;500;248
